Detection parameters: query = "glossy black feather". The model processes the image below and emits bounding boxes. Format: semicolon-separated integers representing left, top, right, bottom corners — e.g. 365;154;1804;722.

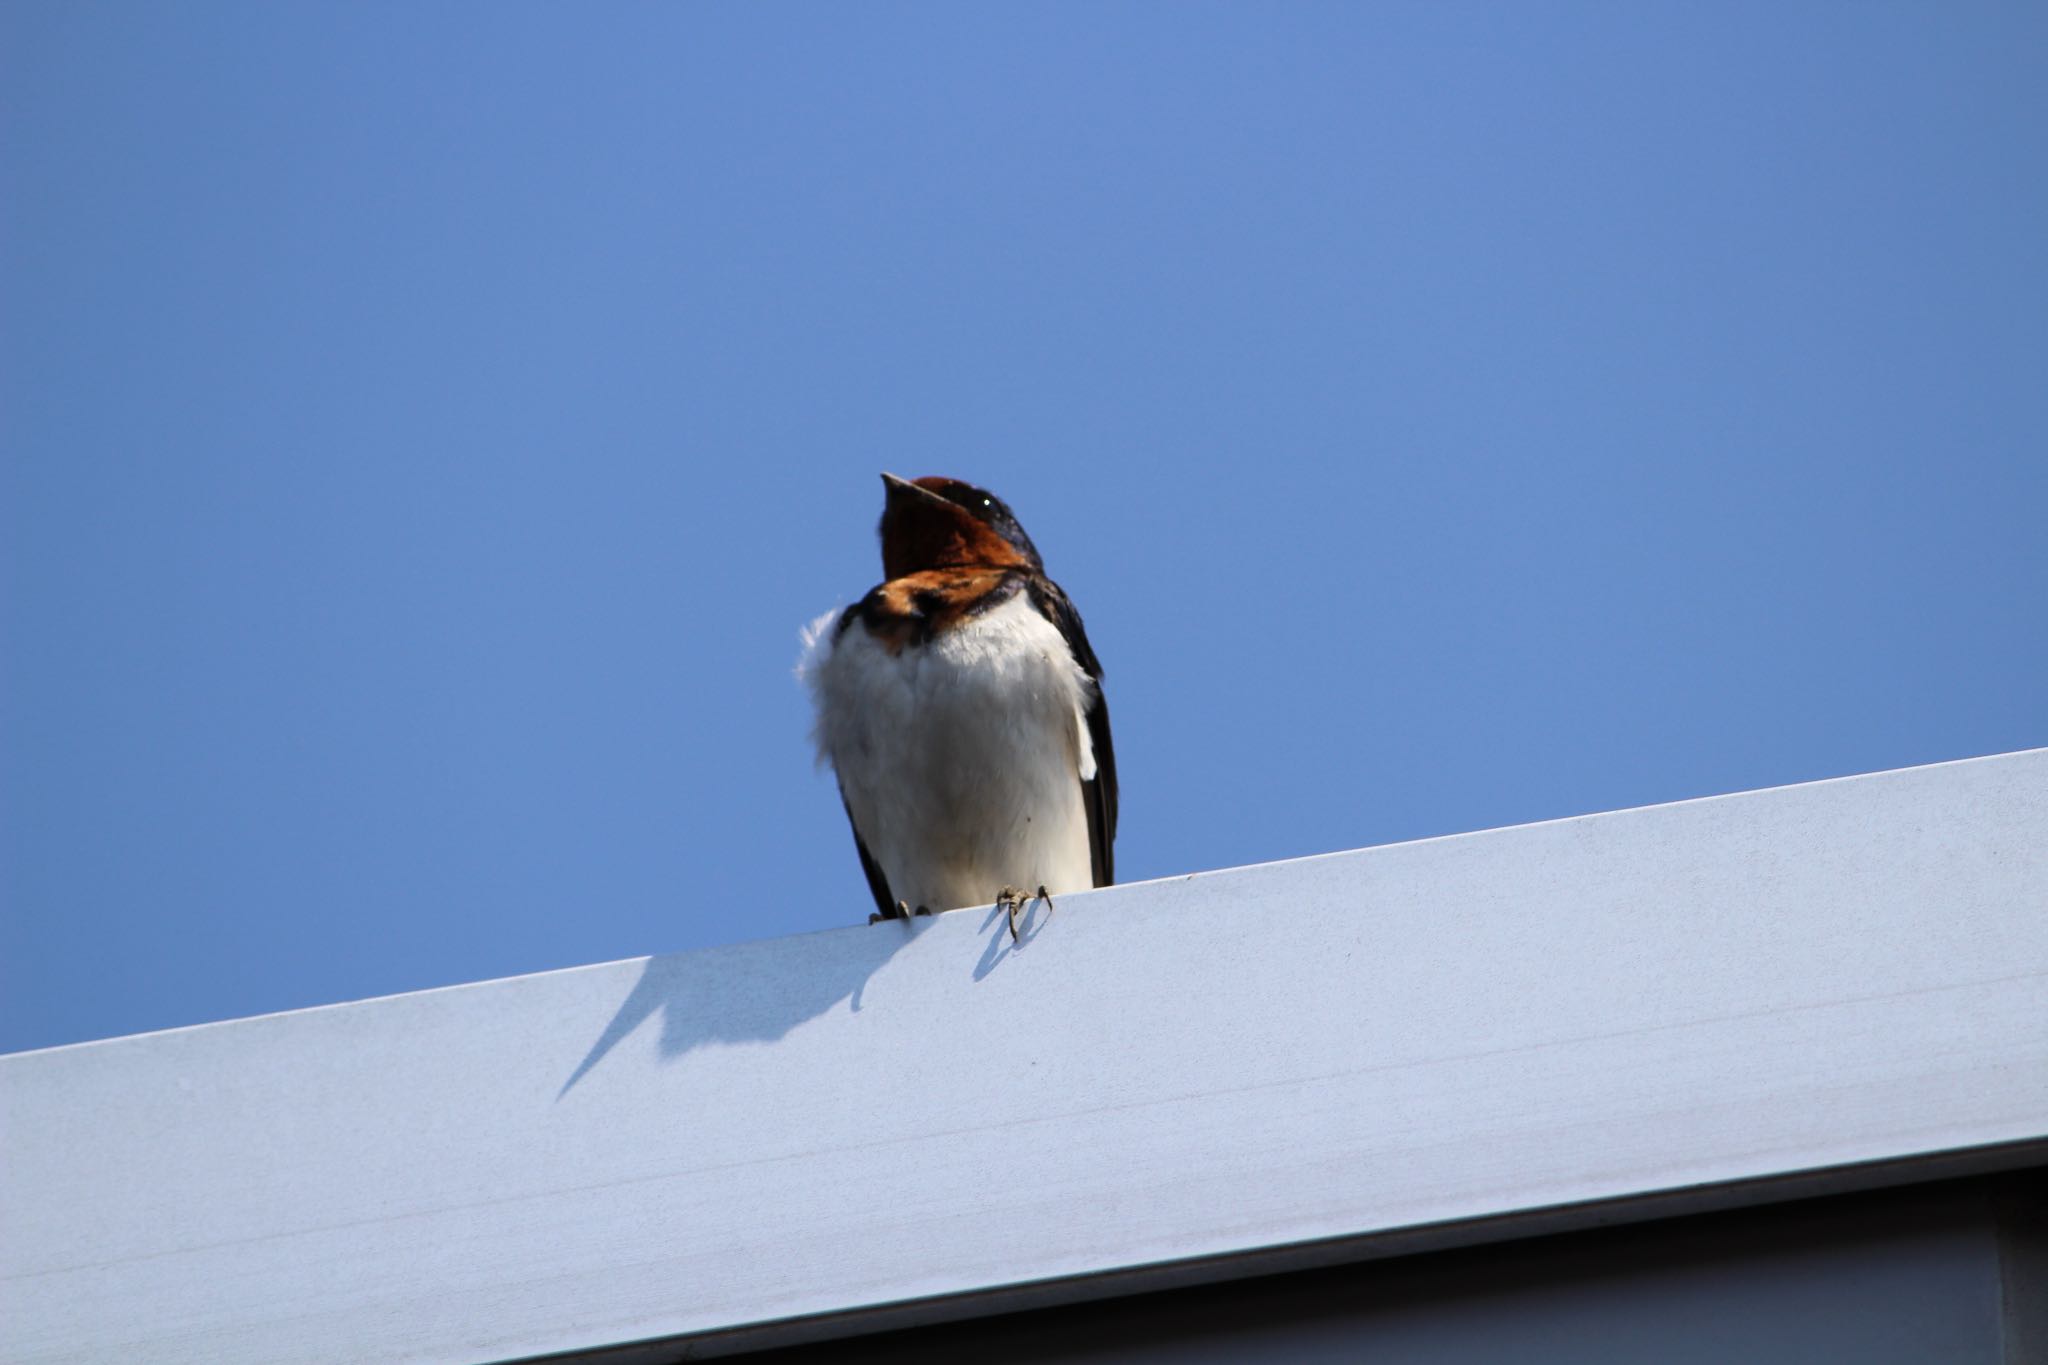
841;790;899;919
1027;574;1118;887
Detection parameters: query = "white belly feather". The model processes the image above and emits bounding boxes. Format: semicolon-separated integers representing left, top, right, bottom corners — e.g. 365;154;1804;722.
803;594;1098;915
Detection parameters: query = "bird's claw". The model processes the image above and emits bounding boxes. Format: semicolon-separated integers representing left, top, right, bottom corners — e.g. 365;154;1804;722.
872;899;925;927
997;885;1054;943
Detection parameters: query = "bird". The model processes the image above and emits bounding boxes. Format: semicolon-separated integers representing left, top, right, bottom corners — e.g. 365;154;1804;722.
801;473;1117;940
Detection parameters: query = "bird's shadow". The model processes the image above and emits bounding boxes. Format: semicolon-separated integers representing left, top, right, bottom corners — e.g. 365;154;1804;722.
559;896;1051;1098
558;920;919;1099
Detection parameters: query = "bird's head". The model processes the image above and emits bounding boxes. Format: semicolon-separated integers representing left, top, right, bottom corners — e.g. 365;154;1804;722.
878;474;1043;578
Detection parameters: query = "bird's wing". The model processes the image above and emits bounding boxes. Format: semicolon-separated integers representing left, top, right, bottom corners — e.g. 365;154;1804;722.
840;788;896;920
818;600;899;920
1029;576;1118;887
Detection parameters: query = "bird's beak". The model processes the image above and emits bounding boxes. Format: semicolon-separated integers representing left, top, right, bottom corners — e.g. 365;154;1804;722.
880;472;951;510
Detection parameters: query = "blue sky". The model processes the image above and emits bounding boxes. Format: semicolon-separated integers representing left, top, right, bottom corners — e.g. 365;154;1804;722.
4;4;2043;1054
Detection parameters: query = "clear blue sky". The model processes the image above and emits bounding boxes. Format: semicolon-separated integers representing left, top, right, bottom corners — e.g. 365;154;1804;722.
4;4;2043;1054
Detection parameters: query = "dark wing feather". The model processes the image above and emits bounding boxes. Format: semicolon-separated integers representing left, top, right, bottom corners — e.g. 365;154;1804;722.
840;789;896;920
830;599;899;920
1028;576;1118;887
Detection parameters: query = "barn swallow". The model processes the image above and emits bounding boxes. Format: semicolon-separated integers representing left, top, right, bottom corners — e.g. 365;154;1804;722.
801;474;1117;940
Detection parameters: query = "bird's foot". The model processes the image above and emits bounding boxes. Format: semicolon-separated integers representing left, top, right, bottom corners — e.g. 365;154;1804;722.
997;886;1054;943
871;899;923;926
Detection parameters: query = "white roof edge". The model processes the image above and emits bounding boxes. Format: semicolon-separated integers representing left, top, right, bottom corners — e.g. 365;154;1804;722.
14;745;2038;1063
5;748;2045;1365
1156;744;2048;884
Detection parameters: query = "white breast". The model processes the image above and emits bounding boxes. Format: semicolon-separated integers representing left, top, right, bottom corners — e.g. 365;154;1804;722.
802;594;1098;915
